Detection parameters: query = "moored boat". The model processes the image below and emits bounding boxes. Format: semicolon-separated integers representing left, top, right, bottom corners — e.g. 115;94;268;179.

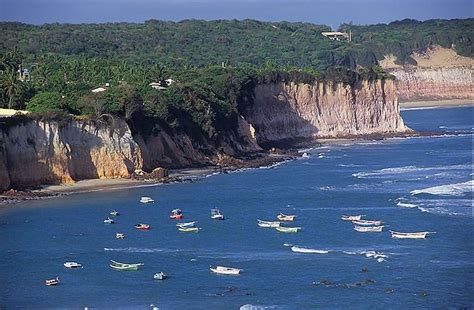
103;217;114;224
277;213;296;221
341;215;363;221
135;223;151;230
276;226;301;233
176;221;197;228
110;210;119;216
140;196;154;204
64;262;82;268
389;230;432;239
210;208;225;220
178;227;199;233
116;233;125;239
352;219;383;226
257;219;281;228
110;260;143;271
170;209;183;219
45;276;60;286
210;266;241;275
354;225;384;232
153;272;167;280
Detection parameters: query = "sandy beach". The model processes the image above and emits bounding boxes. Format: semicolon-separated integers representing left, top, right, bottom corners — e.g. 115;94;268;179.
400;99;473;109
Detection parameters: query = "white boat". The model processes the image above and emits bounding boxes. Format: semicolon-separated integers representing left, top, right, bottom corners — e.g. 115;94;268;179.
341;215;363;221
276;226;301;233
116;233;125;239
153;272;167;280
302;152;310;158
210;266;241;275
257;219;281;228
103;217;114;224
211;208;225;220
176;221;197;228
110;210;119;216
291;246;329;254
64;262;82;268
390;230;432;239
352;219;382;226
45;276;60;286
277;213;296;221
354;225;384;232
140;196;154;204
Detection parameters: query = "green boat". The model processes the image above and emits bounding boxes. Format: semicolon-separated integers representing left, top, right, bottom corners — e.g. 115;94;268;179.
276;226;301;233
178;227;199;233
110;260;143;271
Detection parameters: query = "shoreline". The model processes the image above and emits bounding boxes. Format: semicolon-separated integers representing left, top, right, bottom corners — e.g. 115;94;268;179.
400;99;473;110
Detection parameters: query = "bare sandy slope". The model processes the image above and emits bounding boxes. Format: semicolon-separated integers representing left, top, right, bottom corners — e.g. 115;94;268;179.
400;99;473;109
380;46;474;69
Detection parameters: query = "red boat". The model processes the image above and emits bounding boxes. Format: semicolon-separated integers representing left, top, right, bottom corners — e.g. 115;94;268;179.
135;223;150;230
170;209;183;220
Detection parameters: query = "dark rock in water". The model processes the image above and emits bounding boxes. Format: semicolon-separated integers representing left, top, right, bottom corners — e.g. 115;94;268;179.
419;291;429;297
361;267;369;272
385;288;394;294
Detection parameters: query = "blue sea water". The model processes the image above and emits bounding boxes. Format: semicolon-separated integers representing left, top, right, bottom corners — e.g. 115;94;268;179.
0;106;473;309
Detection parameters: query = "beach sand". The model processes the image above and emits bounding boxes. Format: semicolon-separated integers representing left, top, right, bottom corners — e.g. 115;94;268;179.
400;99;473;109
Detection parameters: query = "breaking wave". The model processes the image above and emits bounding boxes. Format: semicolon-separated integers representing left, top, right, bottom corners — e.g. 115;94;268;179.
411;180;473;196
291;246;330;254
396;202;418;208
104;247;166;253
352;164;470;179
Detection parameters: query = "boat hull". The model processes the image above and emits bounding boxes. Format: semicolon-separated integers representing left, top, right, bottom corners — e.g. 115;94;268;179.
276;227;300;233
390;231;429;239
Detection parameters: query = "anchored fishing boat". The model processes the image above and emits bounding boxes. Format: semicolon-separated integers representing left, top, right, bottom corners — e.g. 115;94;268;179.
110;210;119;216
178;227;199;233
135;223;150;230
354;225;384;232
277;213;296;221
390;230;432;239
64;262;82;269
257;219;281;228
291;246;329;254
176;221;197;228
276;226;301;233
103;217;114;224
110;260;143;271
352;219;383;226
210;266;241;275
45;276;60;286
116;233;125;239
210;208;224;220
140;196;154;204
341;215;364;221
170;209;183;220
153;272;167;280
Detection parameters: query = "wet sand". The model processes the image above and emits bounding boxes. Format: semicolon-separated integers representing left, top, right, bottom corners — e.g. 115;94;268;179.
400;99;473;110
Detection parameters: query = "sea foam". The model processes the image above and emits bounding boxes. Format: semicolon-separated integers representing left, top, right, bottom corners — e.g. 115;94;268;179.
411;180;473;196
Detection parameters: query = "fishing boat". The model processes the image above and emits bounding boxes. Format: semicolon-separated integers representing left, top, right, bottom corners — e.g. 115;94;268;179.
116;233;125;239
153;272;167;280
276;226;301;233
64;262;82;268
341;215;364;221
110;260;143;271
389;230;432;239
210;208;225;220
277;213;296;221
354;225;384;232
352;219;383;226
178;227;199;233
176;221;197;228
257;219;281;228
110;210;119;216
210;266;241;275
140;196;154;204
45;276;60;286
291;246;329;254
103;217;114;224
135;223;150;230
170;209;183;220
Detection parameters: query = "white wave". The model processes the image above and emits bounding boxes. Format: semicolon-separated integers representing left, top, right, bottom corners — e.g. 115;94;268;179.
338;164;362;167
240;305;278;310
104;247;165;253
411;180;473;196
353;164;470;179
283;243;293;247
291;246;330;254
396;202;417;208
417;206;464;216
317;155;325;159
342;250;388;262
319;185;335;191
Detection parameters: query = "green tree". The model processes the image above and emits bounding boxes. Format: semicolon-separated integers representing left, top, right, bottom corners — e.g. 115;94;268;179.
26;91;64;113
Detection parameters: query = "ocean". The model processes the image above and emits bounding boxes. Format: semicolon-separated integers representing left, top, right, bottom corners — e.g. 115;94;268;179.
0;106;472;309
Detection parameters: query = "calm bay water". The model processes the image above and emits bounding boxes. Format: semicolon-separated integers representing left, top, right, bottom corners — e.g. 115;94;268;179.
0;106;473;309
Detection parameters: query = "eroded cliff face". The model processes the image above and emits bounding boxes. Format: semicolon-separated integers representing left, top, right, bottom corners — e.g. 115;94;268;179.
380;47;474;101
242;79;408;143
0;119;143;189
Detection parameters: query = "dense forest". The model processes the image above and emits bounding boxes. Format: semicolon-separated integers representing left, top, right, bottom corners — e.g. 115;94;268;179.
0;18;472;140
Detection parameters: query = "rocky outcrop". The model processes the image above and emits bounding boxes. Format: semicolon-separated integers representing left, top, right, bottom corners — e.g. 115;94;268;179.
0;118;143;189
380;46;474;101
242;79;408;144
